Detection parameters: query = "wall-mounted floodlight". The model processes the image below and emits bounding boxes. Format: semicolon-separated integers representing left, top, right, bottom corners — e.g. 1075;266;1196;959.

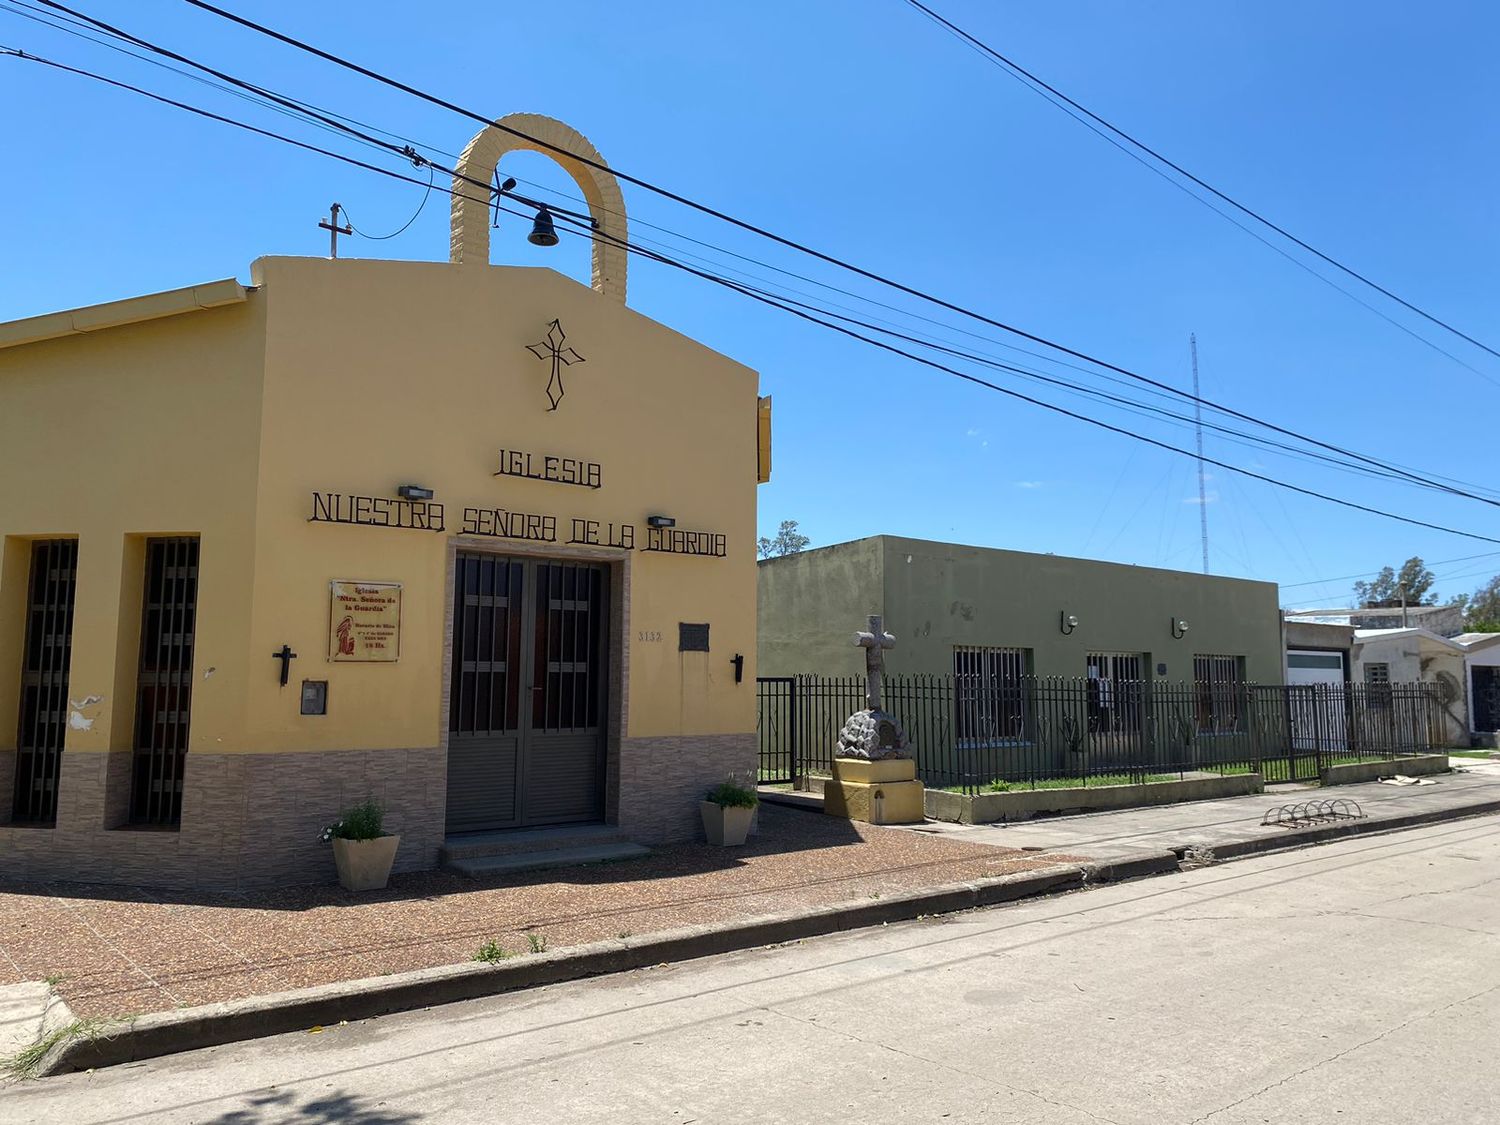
397;484;434;501
647;515;676;529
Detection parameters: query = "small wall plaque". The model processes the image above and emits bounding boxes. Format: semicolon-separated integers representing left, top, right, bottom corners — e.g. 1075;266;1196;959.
329;580;402;662
679;623;710;652
301;680;328;716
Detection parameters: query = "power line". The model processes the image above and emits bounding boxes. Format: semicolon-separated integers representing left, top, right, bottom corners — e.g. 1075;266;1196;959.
0;47;518;223
1279;552;1500;591
19;0;1500;503
898;2;1500;391
9;42;1500;551
565;216;1500;547
40;0;1496;469
900;0;1500;374
150;0;1500;499
692;265;1493;500
341;163;435;240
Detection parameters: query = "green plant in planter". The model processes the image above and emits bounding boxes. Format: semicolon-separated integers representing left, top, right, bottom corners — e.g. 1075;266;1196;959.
319;798;385;843
705;779;759;809
701;775;759;847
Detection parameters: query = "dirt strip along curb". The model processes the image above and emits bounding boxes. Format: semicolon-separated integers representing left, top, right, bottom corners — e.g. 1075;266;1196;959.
40;864;1086;1076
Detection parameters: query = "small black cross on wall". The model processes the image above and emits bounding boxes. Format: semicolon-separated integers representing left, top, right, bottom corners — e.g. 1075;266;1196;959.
272;644;298;687
526;319;586;411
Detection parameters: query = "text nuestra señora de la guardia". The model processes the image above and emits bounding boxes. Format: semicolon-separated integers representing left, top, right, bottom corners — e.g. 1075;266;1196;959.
306;446;728;558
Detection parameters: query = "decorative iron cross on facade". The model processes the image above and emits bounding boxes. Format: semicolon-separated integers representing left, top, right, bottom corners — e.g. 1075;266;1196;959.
526;319;586;411
854;614;896;712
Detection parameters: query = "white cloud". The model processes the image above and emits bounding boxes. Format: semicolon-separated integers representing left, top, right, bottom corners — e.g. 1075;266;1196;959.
1183;490;1220;505
1014;480;1045;490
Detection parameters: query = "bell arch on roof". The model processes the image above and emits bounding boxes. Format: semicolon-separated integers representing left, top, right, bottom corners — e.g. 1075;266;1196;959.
449;113;628;304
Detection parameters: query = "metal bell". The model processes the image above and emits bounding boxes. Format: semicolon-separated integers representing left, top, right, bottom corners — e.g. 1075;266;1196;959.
527;206;559;247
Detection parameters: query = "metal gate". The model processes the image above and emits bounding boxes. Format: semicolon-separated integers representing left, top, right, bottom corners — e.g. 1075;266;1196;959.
757;676;796;783
131;537;200;826
446;554;607;833
1472;667;1500;734
12;540;79;824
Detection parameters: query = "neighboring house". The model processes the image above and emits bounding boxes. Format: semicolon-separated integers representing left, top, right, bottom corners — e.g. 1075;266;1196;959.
0;115;767;891
1352;628;1468;746
1284;619;1355;686
758;536;1284;690
1455;633;1500;746
1287;603;1466;638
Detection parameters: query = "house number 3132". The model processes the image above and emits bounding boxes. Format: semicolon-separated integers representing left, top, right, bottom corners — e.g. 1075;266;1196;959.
637;630;662;643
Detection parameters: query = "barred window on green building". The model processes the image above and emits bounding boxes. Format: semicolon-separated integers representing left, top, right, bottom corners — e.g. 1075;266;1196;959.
954;645;1030;746
1193;653;1245;733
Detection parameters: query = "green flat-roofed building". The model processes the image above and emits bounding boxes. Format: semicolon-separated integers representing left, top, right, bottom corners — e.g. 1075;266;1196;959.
757;536;1283;686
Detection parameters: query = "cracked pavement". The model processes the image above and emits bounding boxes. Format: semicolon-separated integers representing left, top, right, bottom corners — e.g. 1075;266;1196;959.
6;815;1499;1123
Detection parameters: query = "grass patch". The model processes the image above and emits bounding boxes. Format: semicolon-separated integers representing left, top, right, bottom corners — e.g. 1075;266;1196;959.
941;772;1179;794
1448;749;1496;759
526;932;548;955
473;940;511;964
0;1017;118;1082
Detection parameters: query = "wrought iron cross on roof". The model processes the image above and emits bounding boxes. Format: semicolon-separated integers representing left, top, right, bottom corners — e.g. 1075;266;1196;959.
854;615;896;712
526;319;586;411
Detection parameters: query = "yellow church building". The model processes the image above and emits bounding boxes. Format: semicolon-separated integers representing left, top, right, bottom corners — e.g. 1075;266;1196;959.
0;115;768;890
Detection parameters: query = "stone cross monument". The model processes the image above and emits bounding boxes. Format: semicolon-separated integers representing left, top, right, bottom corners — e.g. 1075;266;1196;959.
855;615;895;712
835;615;910;762
826;614;923;824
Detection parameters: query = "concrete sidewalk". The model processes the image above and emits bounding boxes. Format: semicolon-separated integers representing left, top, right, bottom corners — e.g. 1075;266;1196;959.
906;757;1500;868
11;818;1498;1123
8;759;1499;1079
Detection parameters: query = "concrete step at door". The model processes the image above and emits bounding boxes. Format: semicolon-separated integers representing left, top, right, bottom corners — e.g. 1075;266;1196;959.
440;823;635;864
445;842;652;878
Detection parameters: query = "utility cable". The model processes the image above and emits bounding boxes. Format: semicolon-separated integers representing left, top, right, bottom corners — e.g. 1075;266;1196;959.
156;0;1500;495
904;0;1500;389
341;163;435;241
560;212;1500;547
1279;551;1500;591
8;42;1499;548
21;0;1500;481
900;0;1500;372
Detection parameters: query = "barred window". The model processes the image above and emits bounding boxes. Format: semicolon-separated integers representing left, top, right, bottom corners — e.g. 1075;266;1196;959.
1193;654;1245;733
1086;652;1144;735
954;646;1030;745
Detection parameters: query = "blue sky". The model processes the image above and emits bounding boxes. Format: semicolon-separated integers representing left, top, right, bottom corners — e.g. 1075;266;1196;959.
3;1;1499;608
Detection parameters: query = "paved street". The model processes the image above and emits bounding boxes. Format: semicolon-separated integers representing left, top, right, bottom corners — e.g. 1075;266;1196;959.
6;816;1498;1124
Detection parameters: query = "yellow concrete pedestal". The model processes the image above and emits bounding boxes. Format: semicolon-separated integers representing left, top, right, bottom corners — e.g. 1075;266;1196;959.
824;757;926;825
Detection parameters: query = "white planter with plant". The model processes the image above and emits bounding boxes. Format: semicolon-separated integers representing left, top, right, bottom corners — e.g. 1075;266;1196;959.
321;799;401;891
700;778;759;846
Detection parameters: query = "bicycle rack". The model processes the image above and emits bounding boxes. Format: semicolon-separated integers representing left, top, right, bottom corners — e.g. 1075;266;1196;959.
1260;798;1365;829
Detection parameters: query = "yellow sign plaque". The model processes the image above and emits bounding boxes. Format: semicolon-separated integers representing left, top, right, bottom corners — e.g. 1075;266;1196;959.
328;581;402;662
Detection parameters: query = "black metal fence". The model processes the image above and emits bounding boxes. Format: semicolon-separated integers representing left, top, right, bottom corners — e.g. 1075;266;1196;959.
758;674;1443;795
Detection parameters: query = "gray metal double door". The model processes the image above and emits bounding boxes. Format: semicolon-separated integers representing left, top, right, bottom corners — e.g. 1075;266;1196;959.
446;553;608;833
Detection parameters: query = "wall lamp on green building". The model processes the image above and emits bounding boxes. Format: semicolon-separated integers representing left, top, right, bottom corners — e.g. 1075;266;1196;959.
1171;618;1190;639
1060;612;1078;635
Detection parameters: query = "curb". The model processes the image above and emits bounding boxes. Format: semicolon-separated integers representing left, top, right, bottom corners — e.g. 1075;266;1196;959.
39;863;1086;1076
1080;850;1181;883
33;795;1500;1077
1201;797;1500;862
